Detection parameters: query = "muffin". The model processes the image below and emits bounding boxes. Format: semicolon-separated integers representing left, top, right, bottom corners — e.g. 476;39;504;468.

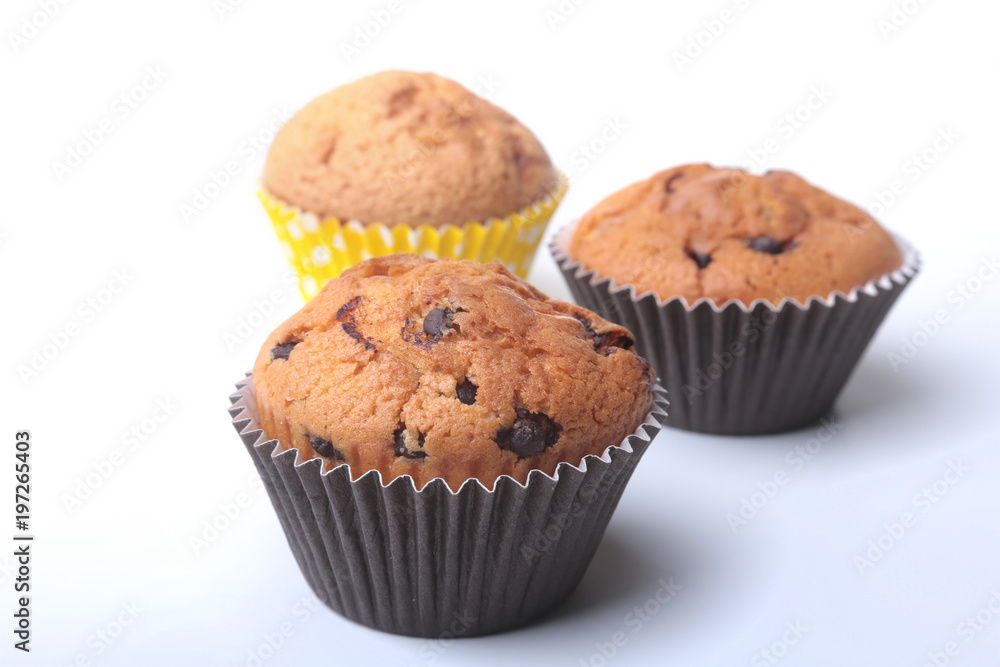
230;254;666;636
259;70;567;300
552;163;919;435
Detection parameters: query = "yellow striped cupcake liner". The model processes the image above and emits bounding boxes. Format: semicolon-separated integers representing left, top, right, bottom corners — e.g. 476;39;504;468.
259;174;568;301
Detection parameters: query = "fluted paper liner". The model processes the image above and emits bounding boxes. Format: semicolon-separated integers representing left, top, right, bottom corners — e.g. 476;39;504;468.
551;223;920;435
229;375;667;637
259;174;568;301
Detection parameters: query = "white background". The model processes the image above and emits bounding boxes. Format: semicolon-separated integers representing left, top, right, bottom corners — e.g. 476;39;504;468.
2;0;1000;665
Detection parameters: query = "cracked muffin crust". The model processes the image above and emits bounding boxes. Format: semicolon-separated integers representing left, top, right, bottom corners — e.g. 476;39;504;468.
262;70;558;228
252;254;655;491
569;164;904;305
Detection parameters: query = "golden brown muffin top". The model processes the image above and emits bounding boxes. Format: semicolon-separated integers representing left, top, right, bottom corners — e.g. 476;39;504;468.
252;254;655;491
569;164;904;305
262;70;558;228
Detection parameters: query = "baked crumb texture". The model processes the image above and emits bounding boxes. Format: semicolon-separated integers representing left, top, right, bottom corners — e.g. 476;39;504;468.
252;254;655;491
570;163;903;306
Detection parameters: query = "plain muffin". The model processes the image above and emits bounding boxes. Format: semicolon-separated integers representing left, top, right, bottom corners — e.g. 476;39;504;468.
262;70;558;228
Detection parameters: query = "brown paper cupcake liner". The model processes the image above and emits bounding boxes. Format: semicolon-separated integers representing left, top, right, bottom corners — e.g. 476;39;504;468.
228;375;668;637
550;223;920;435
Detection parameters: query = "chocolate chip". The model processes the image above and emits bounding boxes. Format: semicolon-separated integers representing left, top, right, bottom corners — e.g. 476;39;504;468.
335;296;377;350
393;424;427;459
496;409;562;458
423;307;450;339
575;315;607;347
664;172;684;194
574;315;634;354
637;354;656;386
404;306;465;347
392;426;406;456
342;322;376;350
335;296;362;320
309;435;345;461
270;341;298;360
686;249;712;269
747;236;787;255
456;378;477;405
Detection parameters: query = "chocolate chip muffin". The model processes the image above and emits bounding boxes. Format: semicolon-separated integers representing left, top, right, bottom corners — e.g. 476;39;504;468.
569;163;903;305
262;70;559;228
252;254;654;491
553;163;918;434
